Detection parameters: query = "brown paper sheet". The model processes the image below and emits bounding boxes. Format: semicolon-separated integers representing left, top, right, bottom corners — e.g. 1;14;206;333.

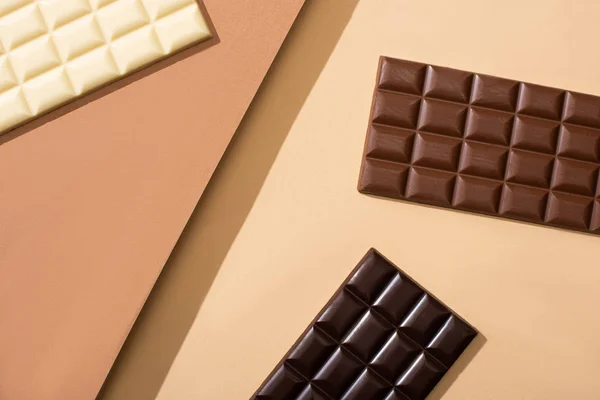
0;0;305;399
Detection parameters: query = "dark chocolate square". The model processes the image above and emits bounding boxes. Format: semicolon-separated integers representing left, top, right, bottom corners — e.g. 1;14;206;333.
311;348;364;398
377;58;427;96
365;125;416;164
372;90;421;129
396;353;446;400
516;83;564;121
341;310;395;362
372;274;423;326
550;158;598;197
556;125;600;163
398;294;451;347
505;149;554;189
544;192;594;230
464;107;513;146
417;98;467;138
470;74;520;112
405;167;456;206
423;65;473;103
286;327;337;379
563;92;600;129
452;176;503;214
425;315;477;367
411;132;462;172
511;115;560;155
359;159;409;198
315;290;367;341
458;141;508;180
369;332;421;382
499;184;549;223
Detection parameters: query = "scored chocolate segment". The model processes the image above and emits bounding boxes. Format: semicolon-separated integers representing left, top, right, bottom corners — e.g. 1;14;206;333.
359;56;600;235
253;249;477;400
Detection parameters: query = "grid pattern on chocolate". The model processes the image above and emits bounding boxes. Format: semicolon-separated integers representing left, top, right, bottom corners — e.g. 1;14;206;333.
358;57;600;234
0;0;212;134
253;249;477;400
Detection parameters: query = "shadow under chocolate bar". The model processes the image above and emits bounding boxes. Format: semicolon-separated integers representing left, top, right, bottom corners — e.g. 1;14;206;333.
358;56;600;235
253;249;478;400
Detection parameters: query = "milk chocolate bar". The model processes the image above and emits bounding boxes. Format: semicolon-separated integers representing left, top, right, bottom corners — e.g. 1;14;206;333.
253;249;477;400
359;57;600;234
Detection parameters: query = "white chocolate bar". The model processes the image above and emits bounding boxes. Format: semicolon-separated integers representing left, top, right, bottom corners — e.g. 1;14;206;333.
0;0;212;133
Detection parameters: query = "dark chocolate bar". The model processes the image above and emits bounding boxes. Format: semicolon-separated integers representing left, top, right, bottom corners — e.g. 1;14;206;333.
358;57;600;234
253;249;477;400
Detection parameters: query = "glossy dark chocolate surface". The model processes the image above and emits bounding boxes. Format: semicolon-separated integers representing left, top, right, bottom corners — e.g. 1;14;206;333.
359;57;600;234
253;249;477;400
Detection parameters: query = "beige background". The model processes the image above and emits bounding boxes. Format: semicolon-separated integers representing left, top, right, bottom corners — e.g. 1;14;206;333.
0;1;304;399
101;0;600;399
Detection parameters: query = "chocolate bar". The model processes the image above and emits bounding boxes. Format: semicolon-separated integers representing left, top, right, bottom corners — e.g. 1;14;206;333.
0;0;214;135
358;57;600;234
253;249;477;400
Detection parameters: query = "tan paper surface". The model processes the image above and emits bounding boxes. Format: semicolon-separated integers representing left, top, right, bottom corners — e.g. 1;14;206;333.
0;1;304;399
102;0;600;399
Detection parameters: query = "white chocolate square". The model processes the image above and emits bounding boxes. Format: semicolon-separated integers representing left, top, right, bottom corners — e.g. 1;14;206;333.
155;3;210;53
0;4;48;50
65;45;118;94
22;66;75;113
110;25;164;74
0;0;212;134
0;87;32;132
38;0;92;30
52;14;105;61
95;0;149;42
8;34;61;82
